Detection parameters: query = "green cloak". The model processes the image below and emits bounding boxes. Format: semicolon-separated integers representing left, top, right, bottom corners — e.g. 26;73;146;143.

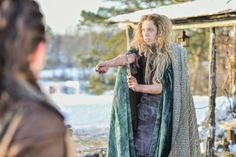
107;43;201;157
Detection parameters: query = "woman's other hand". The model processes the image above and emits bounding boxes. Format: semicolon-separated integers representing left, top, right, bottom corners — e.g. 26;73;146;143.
127;73;139;91
127;73;163;94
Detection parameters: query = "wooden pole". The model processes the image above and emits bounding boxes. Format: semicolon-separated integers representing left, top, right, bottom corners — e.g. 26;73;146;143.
206;27;217;157
126;25;134;49
232;25;236;107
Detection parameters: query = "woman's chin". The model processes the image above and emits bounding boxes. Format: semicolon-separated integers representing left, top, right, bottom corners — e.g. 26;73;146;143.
145;42;154;46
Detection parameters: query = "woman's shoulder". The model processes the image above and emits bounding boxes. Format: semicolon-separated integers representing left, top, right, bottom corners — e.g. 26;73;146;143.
4;100;69;157
169;42;187;56
13;100;66;139
127;47;138;55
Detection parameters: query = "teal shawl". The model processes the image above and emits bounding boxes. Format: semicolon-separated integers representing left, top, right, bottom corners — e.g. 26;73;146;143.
107;43;201;157
108;56;173;156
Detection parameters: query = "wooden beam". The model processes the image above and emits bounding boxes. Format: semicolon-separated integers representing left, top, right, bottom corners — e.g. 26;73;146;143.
117;19;236;31
173;19;236;30
206;27;217;157
219;119;236;130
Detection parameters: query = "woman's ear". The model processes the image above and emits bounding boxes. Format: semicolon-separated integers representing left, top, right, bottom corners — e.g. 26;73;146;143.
29;41;46;77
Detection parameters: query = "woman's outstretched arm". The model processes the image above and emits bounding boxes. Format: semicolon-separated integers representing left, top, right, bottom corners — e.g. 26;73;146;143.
95;53;136;74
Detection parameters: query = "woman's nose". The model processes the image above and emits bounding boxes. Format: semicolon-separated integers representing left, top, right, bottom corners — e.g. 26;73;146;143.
144;31;149;37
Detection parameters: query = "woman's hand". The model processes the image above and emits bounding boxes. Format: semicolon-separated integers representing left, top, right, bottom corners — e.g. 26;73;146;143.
95;62;109;74
127;73;139;92
127;73;163;94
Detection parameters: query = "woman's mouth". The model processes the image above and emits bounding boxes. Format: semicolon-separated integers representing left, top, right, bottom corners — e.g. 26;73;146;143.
144;38;150;42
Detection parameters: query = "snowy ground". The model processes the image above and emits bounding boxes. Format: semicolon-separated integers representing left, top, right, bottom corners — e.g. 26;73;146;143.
46;91;235;154
193;96;236;153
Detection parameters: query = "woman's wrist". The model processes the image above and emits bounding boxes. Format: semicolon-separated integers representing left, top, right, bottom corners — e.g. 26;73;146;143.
133;84;162;94
104;61;110;67
133;84;141;92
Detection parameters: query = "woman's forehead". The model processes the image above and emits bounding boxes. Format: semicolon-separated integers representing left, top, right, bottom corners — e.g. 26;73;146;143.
142;20;156;28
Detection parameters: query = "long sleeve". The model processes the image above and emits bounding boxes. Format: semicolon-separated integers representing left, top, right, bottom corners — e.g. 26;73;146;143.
6;101;74;157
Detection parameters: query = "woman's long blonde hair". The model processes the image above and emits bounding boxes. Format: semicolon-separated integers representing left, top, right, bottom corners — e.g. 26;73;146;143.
132;14;172;84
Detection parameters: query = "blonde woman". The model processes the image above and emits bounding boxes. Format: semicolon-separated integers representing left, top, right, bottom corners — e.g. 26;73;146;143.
96;14;200;157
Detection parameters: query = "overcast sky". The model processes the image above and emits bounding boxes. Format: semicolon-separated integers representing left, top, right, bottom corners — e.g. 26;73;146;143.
36;0;109;34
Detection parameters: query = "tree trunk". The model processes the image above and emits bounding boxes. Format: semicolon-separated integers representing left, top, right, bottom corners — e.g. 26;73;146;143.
206;27;217;157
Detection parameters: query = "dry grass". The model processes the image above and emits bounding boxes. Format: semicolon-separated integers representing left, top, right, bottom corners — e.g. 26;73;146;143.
73;135;108;156
216;152;236;157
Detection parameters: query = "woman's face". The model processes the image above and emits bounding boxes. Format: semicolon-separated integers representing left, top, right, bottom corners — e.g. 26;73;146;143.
141;20;157;46
29;42;46;78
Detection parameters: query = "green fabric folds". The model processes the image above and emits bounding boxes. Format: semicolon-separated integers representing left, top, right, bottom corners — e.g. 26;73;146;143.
107;64;174;157
149;65;173;157
108;66;136;157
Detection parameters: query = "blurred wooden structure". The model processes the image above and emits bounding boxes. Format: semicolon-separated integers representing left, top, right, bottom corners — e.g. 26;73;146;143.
219;119;236;143
106;0;236;156
106;0;236;30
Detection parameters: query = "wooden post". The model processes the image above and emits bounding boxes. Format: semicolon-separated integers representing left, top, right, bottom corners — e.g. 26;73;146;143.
226;129;234;142
232;25;236;107
206;27;217;157
126;25;134;49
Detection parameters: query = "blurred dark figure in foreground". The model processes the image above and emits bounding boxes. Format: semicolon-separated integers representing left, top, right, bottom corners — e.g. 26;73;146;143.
0;0;76;156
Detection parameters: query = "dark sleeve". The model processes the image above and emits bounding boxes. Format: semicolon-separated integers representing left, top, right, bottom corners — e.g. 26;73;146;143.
126;47;140;74
8;101;69;157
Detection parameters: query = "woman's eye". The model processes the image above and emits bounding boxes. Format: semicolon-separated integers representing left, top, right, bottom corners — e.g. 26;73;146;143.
148;29;153;32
